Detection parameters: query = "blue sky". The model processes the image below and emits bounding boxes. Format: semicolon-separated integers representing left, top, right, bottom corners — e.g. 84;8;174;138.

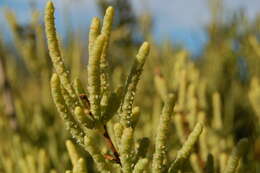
0;0;260;54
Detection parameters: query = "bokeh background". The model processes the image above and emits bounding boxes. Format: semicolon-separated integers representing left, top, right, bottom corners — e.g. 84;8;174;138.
1;0;260;54
0;0;260;172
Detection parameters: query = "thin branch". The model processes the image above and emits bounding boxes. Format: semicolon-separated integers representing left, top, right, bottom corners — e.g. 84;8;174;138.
103;125;121;165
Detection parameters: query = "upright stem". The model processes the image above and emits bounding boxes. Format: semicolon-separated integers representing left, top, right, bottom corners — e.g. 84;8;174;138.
0;55;18;131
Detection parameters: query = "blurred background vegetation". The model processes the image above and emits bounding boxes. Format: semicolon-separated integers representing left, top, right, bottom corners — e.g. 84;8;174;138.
0;0;259;172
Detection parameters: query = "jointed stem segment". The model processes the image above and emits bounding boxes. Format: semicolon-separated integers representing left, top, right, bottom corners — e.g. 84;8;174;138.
45;1;250;173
